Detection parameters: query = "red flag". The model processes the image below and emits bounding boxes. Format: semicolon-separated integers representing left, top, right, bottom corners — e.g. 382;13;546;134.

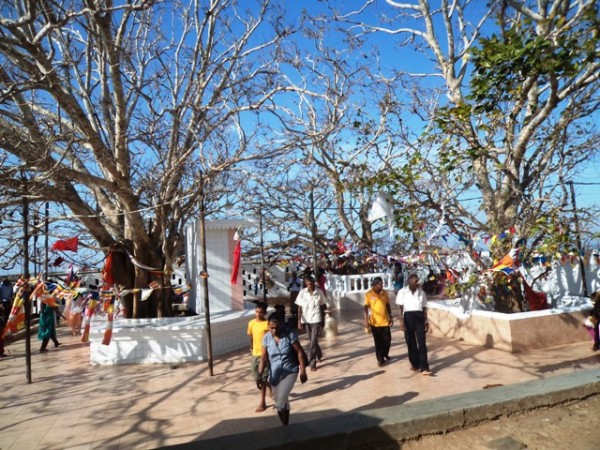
231;241;241;285
51;237;78;252
522;278;548;311
101;251;114;287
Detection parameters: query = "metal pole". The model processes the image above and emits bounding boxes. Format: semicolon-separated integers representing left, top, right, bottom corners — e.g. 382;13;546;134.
309;188;318;275
21;173;32;384
199;174;214;376
568;181;589;297
44;202;49;277
259;206;267;303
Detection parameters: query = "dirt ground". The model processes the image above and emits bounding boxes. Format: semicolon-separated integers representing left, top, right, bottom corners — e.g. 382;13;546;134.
401;394;600;450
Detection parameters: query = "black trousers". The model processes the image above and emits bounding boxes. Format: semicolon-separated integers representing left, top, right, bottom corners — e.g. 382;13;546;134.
370;326;391;364
305;323;323;368
40;332;59;350
403;311;429;371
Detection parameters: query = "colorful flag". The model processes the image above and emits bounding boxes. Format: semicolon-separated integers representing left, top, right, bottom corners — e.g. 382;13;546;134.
81;298;97;343
51;237;79;252
491;248;519;274
2;294;25;338
102;306;114;346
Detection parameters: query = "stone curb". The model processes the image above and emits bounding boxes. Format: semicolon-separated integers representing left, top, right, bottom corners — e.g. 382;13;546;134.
162;368;600;450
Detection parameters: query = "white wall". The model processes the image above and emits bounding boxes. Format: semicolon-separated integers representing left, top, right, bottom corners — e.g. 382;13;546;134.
185;219;245;314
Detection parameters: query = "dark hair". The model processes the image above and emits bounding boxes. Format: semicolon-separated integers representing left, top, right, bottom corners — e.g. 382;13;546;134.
268;312;283;324
305;275;315;283
255;302;268;311
372;276;383;285
408;273;419;281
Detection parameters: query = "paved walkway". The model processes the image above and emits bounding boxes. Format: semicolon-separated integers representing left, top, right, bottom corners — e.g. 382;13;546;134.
1;311;599;449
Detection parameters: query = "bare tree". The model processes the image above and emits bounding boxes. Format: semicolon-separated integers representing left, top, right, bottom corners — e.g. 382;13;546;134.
336;0;600;258
0;0;299;316
250;16;410;253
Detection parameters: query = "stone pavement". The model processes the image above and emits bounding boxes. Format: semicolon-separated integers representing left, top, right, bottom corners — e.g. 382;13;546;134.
1;310;599;450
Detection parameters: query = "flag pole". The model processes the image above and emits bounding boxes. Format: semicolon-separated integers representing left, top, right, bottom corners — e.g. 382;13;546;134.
199;173;214;376
568;181;589;297
21;171;32;384
44;202;49;277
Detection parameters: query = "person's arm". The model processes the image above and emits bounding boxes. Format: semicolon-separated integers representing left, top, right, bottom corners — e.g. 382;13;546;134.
386;302;394;327
291;340;307;383
257;345;268;388
247;323;253;353
364;305;370;329
297;305;303;330
397;305;405;331
396;290;405;330
422;289;429;332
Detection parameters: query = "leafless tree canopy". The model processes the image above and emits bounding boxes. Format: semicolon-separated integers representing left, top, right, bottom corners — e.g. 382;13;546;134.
0;0;598;295
0;0;300;287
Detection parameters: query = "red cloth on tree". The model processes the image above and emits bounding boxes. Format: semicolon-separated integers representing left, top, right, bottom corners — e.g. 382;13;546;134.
522;279;548;311
51;237;78;252
101;251;114;287
230;241;241;285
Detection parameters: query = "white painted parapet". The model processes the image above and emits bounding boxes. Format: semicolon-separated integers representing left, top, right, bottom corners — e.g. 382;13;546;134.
89;309;255;365
326;273;393;311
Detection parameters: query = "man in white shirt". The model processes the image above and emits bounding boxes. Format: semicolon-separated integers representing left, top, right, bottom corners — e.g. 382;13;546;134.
295;275;327;371
396;273;432;376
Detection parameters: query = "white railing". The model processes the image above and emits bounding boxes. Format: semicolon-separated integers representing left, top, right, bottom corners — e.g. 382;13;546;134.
326;273;394;296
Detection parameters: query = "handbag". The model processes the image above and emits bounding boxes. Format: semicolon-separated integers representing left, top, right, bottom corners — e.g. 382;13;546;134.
288;332;309;367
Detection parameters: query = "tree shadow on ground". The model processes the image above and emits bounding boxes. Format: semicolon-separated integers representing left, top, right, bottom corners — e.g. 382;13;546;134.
290;371;385;401
428;344;489;374
534;354;600;374
352;391;420;412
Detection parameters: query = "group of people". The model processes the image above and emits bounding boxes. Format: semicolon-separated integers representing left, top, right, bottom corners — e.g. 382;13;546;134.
364;273;432;375
0;278;86;356
247;272;328;426
247;269;433;427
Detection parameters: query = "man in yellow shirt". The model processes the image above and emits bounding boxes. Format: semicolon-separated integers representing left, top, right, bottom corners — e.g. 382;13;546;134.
247;302;270;412
364;277;393;367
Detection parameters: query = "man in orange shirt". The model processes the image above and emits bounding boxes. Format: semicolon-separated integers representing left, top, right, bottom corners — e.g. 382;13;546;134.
364;277;393;367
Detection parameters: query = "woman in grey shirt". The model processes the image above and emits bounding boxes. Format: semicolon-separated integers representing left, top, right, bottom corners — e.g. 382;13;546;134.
258;313;308;425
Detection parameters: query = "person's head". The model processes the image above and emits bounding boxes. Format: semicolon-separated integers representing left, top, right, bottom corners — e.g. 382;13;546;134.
267;312;284;337
407;273;420;290
255;302;268;320
274;304;285;318
372;276;384;294
304;275;315;291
